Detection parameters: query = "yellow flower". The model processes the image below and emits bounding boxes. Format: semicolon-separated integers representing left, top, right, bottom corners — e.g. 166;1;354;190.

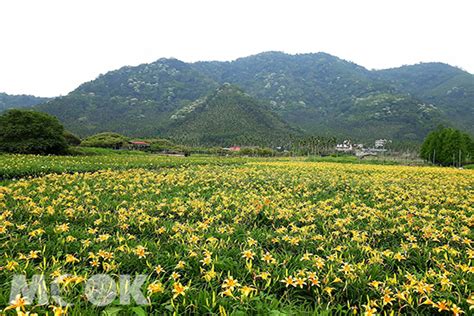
222;276;241;291
451;304;464;316
300;252;312;261
200;255;212;265
313;257;325;269
5;260;19;271
147;282;164;294
50;305;67;316
65;254;79;264
97;234;111;242
54;223;69;233
154;265;165;274
393;252;406;261
172;282;188;299
240;285;255;297
340;263;353;274
432;300;450;312
203;267;217;282
259;272;271;280
364;307;377;316
324;286;335;295
134;245;148;258
308;274;320;287
4;294;27;312
220;288;234;298
170;272;181;280
295;277;307;288
247;237;257;247
382;294;394;305
261;252;275;264
369;280;382;288
281;276;296;287
242;250;255;260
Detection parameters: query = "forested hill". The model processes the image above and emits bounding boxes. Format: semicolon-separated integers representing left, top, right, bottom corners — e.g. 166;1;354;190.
165;84;300;146
194;52;447;140
33;52;473;143
376;62;474;133
0;92;50;111
37;59;218;137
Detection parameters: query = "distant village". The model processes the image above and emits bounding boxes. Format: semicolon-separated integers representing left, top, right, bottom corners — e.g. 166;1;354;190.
335;139;391;158
126;139;393;158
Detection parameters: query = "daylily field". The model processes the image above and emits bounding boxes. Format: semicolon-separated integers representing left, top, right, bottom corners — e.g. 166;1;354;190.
0;155;473;315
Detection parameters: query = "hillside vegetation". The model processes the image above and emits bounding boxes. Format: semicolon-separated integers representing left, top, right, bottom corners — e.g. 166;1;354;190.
0;92;49;111
29;52;474;144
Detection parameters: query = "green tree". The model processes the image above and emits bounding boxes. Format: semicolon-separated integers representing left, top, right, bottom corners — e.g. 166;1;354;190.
0;109;68;154
80;132;127;149
63;130;81;146
420;127;473;166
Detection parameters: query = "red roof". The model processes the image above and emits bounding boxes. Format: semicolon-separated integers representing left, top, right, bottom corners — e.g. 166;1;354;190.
229;146;241;151
130;141;149;145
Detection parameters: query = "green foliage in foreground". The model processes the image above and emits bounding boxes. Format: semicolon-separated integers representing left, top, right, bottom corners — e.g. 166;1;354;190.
0;109;68;154
0;161;472;314
420;127;474;166
0;154;260;179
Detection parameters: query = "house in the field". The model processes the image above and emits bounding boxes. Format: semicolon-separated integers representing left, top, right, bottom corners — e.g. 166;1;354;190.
129;141;150;150
335;140;353;152
223;146;241;152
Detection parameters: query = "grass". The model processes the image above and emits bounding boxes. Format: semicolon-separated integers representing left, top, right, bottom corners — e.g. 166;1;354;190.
67;146;149;156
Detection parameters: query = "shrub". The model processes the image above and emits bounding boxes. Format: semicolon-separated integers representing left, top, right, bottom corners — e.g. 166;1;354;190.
80;132;127;149
0;109;68;154
63;131;81;146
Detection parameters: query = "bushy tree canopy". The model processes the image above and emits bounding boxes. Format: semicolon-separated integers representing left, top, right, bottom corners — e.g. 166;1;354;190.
0;109;68;154
80;132;127;149
63;130;81;146
420;127;473;166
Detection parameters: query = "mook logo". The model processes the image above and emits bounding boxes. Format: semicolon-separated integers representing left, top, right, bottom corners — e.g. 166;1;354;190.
7;274;149;309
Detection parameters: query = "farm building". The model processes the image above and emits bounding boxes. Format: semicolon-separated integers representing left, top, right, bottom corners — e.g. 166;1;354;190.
129;141;150;150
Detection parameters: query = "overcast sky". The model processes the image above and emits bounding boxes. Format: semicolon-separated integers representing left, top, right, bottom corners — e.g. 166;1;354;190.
1;0;473;97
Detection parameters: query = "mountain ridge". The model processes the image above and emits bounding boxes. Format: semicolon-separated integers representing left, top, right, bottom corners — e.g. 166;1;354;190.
0;92;50;111
21;51;473;144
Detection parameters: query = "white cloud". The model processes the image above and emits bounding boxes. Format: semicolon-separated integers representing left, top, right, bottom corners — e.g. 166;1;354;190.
0;0;473;96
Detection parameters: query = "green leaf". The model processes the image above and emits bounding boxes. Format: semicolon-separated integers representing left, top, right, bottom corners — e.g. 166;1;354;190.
102;306;123;316
130;306;147;316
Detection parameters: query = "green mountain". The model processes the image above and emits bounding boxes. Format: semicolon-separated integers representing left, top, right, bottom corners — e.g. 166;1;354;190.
34;52;473;144
194;52;445;140
376;63;474;133
164;84;299;146
0;93;50;111
38;58;217;137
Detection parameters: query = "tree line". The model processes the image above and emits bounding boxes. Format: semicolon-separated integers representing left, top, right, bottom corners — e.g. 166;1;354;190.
1;109;473;166
420;126;473;166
